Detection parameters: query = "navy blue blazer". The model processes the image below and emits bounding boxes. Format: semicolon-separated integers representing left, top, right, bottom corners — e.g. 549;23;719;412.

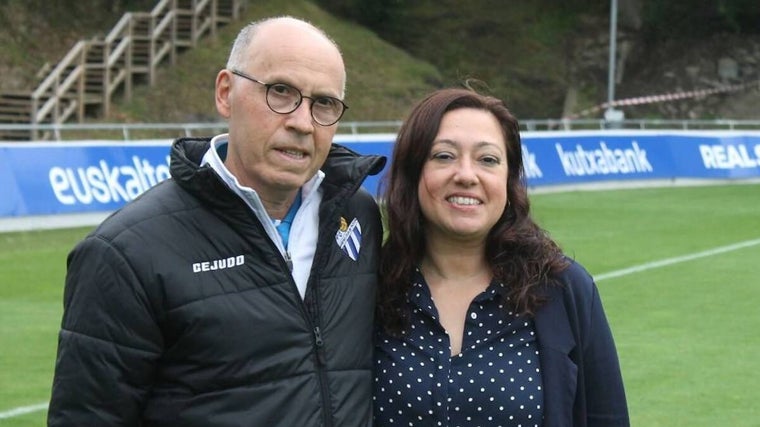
534;260;630;427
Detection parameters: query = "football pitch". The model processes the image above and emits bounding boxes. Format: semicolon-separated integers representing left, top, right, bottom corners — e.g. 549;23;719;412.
1;183;758;426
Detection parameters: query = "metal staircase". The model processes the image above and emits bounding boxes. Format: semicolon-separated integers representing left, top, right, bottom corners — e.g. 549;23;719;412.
0;0;245;141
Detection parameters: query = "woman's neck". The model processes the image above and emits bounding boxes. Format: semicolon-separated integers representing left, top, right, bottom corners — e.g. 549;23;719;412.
420;235;490;284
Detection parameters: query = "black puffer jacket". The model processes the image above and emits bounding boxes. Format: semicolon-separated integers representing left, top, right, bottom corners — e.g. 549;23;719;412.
48;138;386;427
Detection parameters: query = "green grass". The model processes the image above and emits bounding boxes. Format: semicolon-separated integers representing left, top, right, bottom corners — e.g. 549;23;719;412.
531;183;760;426
531;183;760;272
0;227;91;426
1;183;759;425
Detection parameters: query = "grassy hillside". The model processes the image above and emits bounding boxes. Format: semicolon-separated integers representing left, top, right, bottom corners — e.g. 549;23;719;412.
107;0;594;121
3;1;757;124
0;0;578;123
0;1;152;89
358;0;598;119
108;0;444;123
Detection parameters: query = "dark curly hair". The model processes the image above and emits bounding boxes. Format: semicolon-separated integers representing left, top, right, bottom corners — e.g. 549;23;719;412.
377;88;569;335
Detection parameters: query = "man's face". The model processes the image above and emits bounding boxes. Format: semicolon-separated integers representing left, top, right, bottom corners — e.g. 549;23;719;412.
215;22;346;205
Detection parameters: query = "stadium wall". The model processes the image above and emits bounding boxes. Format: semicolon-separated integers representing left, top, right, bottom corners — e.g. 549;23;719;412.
1;131;759;230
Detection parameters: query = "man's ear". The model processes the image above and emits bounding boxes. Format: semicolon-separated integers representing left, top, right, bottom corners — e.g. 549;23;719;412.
215;70;232;118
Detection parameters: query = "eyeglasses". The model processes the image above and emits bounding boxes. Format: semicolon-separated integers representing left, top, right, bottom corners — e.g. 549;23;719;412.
230;69;348;126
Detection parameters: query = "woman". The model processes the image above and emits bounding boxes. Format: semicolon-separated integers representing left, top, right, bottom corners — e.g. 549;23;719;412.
374;88;629;427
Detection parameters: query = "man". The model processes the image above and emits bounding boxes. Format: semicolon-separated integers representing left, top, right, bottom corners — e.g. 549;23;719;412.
48;16;386;426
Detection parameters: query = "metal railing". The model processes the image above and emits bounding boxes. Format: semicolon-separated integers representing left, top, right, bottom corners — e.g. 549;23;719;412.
1;118;760;142
0;121;405;141
521;118;760;131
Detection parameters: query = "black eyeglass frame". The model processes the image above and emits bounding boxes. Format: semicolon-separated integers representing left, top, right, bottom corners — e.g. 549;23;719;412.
229;69;348;126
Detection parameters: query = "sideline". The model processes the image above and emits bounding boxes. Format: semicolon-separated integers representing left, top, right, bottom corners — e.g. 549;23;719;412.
0;212;111;233
2;239;759;420
0;403;48;420
595;237;760;282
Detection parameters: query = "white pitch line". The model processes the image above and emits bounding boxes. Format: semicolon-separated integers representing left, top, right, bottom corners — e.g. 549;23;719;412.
595;237;760;282
0;402;48;419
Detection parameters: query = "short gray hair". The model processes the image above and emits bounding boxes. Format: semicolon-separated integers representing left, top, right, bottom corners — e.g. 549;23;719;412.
226;16;342;71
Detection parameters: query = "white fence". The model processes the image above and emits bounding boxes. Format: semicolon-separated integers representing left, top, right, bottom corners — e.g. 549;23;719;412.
2;119;760;141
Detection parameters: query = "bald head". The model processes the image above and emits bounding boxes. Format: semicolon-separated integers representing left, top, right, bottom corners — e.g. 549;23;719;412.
226;16;346;96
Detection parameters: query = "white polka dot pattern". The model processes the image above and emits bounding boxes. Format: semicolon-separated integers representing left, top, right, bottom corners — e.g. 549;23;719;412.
374;271;543;426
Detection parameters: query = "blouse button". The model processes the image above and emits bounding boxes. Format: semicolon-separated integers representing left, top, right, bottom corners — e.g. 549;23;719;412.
470;312;477;320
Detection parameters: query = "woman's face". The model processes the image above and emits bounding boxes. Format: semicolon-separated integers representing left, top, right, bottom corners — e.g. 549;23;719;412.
417;107;509;243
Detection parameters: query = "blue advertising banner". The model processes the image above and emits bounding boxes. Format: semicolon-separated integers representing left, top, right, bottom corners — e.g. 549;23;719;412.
520;131;760;185
1;131;759;218
0;141;172;217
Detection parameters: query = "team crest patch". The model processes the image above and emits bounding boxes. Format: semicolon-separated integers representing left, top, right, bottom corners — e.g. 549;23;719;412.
335;216;362;261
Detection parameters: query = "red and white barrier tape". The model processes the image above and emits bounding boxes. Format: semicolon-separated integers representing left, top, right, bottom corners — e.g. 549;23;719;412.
564;79;760;119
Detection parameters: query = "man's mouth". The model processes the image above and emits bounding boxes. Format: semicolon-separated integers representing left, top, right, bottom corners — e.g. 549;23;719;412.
278;148;306;159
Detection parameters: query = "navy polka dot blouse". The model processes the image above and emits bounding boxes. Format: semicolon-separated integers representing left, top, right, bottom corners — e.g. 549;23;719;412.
374;270;543;427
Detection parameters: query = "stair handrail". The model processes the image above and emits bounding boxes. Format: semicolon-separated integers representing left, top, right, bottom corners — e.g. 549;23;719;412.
105;12;134;43
195;0;214;15
99;13;135;117
193;0;215;44
145;0;177;83
150;0;173;18
106;32;133;68
31;40;89;125
150;0;176;49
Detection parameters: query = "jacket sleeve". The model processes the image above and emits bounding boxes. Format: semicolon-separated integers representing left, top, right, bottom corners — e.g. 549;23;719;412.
48;235;163;426
572;263;630;427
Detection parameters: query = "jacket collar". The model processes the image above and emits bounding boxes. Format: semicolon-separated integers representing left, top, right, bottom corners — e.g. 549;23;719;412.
169;136;386;203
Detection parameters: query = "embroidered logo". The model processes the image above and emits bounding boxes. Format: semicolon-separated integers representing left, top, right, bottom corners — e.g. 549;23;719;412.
335;216;362;261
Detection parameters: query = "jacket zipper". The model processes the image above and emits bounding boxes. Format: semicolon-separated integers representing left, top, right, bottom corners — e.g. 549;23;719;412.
246;210;332;425
280;249;332;427
313;326;325;364
310;279;331;427
308;216;339;427
284;251;293;272
277;229;332;427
